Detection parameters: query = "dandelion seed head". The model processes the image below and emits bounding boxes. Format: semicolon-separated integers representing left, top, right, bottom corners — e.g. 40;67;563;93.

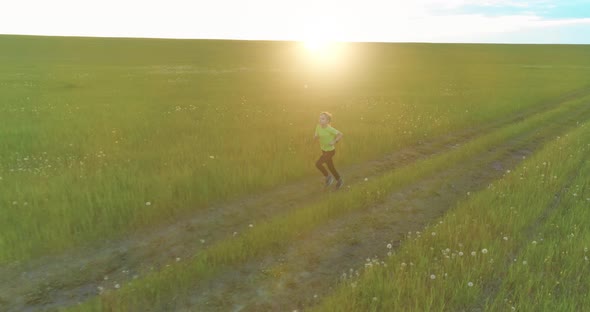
249;224;254;228
176;257;181;262
372;297;378;301
209;155;215;159
145;201;151;206
430;274;436;280
431;232;436;236
114;283;120;289
458;252;464;256
387;243;392;249
503;237;508;241
364;177;369;181
468;282;474;287
471;251;476;256
482;249;488;254
522;261;527;265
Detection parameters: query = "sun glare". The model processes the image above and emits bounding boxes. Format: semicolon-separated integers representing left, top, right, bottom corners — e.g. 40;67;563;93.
304;40;331;53
301;39;344;66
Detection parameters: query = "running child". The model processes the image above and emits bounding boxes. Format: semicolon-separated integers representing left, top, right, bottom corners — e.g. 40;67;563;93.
314;112;344;189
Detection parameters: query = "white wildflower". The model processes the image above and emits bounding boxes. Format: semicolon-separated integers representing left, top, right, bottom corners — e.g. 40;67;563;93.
468;282;474;287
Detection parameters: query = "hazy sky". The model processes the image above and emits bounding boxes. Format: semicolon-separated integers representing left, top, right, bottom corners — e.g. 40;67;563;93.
1;0;589;43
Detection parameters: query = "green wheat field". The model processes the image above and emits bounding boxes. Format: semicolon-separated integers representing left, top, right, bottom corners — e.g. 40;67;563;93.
1;35;589;311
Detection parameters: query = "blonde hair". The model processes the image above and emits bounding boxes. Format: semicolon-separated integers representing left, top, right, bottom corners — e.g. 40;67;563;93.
320;111;333;122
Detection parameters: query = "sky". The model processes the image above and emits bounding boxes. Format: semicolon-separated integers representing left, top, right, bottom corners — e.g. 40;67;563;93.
1;0;589;44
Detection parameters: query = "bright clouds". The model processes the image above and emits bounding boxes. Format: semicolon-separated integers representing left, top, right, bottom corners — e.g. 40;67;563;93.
0;0;589;43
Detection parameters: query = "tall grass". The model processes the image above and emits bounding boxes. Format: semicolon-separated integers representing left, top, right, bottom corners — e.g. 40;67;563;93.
314;122;590;311
2;35;590;263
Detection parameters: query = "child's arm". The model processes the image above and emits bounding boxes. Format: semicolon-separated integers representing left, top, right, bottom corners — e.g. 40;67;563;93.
330;132;343;145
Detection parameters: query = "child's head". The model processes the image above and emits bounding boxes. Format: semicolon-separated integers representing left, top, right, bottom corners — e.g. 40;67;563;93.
319;112;332;126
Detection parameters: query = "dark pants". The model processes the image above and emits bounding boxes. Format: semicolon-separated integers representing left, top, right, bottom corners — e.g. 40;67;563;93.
316;150;340;180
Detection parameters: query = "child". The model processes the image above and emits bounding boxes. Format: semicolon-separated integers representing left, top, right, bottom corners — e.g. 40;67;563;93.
314;112;344;189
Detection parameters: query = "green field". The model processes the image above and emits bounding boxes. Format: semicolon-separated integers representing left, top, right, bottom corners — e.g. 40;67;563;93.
1;35;590;311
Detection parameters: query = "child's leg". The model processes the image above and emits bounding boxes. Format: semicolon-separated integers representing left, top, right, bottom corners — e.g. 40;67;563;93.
315;152;330;177
324;150;341;180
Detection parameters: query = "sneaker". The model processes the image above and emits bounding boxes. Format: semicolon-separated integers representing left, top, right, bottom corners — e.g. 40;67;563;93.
335;178;344;190
325;175;334;187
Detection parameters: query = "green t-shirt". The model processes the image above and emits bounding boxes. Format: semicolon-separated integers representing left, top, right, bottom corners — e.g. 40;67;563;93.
315;124;341;151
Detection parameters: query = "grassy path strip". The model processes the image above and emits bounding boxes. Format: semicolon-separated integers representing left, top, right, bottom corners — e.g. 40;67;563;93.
485;159;590;311
6;89;590;312
312;121;590;311
204;95;590;311
67;96;590;311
